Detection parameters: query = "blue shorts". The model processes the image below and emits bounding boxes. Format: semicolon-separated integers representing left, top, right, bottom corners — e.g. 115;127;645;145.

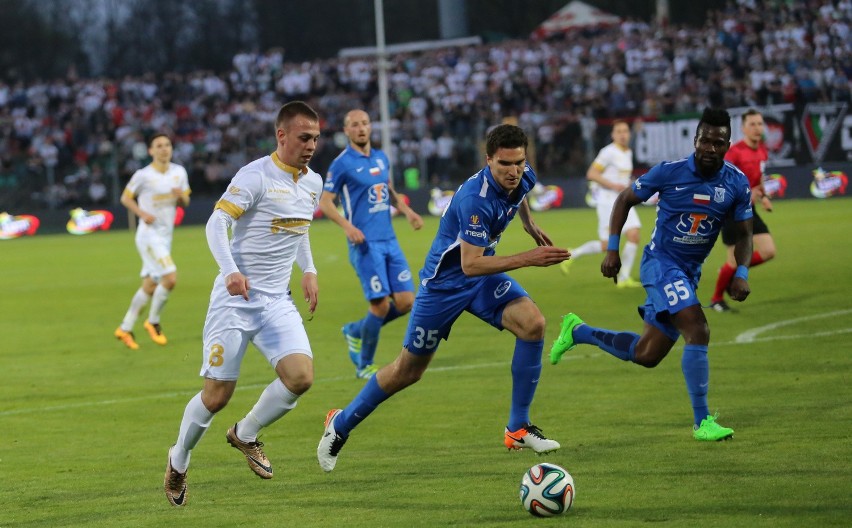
402;273;528;356
349;239;414;301
637;253;701;342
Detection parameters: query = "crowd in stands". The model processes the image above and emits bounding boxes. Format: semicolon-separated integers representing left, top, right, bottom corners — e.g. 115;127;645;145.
1;0;850;209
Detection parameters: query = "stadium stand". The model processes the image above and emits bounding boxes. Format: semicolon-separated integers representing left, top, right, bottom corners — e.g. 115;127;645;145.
0;0;849;209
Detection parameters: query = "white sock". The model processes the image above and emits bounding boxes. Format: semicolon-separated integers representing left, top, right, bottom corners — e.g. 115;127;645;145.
571;240;603;258
121;288;150;331
148;284;170;324
619;242;638;281
171;392;214;472
236;379;298;442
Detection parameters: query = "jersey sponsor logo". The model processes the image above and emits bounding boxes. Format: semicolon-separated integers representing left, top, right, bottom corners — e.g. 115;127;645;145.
368;183;389;204
398;270;412;282
493;280;512;298
713;187;725;203
673;212;716;244
464;229;487;239
675;186;687;191
228;186;240;194
693;193;711;205
270;218;311;234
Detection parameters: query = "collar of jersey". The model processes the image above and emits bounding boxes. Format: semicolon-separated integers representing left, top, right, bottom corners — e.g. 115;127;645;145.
346;144;373;159
271;152;307;180
483;165;511;198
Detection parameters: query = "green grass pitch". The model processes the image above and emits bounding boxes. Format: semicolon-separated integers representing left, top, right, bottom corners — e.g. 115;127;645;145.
1;198;850;527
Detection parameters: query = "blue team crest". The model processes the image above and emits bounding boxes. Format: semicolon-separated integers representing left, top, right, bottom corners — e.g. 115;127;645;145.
714;187;726;203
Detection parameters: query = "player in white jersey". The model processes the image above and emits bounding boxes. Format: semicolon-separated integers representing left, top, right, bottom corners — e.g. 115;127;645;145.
561;120;642;287
163;101;323;507
114;133;191;350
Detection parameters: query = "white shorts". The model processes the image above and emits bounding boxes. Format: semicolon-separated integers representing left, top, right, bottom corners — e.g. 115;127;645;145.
596;198;642;241
200;275;312;381
136;231;176;280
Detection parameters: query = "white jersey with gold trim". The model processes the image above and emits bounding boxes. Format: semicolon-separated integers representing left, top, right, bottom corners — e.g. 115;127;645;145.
214;153;323;295
124;162;190;241
591;142;633;204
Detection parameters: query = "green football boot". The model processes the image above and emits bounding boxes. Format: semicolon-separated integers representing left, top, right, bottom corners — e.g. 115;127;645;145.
549;313;584;365
693;414;734;441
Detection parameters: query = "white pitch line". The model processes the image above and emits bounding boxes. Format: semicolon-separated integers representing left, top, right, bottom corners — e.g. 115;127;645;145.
6;306;850;418
733;308;852;343
0;354;597;417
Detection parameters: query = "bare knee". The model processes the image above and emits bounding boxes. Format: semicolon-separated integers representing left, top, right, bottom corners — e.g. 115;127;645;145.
515;312;546;341
392;293;414;314
159;273;177;290
282;371;313;395
200;391;230;413
633;347;664;368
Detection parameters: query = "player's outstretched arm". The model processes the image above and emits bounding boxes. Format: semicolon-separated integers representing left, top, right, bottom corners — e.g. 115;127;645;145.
519;199;552;246
459;240;569;276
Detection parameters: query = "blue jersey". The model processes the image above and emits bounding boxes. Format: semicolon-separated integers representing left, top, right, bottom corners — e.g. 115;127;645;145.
325;145;395;242
419;164;537;290
633;154;752;277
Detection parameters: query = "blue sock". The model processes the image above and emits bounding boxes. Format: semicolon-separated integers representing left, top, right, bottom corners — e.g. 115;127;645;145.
382;302;403;326
681;344;710;426
334;375;390;437
359;312;384;368
508;339;543;431
573;323;639;362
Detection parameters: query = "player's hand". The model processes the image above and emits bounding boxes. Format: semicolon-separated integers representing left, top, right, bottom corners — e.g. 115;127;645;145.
525;245;570;267
344;224;366;244
225;271;250;301
601;251;622;282
140;211;156;224
761;195;773;212
523;223;553;247
301;272;318;314
728;277;750;302
407;211;424;231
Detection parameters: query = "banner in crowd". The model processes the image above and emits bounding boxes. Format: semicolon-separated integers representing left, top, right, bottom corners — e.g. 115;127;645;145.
625;103;852;169
0;212;40;240
66;208;114;235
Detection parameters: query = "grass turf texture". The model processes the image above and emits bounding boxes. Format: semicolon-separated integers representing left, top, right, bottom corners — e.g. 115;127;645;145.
1;198;850;527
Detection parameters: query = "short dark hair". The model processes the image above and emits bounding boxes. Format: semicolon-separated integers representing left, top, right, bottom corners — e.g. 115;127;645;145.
485;124;528;157
147;133;171;148
276;101;319;130
697;107;731;134
741;108;762;123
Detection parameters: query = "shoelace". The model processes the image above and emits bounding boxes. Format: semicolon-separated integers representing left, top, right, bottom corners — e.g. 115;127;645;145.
525;425;548;439
329;434;347;456
167;467;185;488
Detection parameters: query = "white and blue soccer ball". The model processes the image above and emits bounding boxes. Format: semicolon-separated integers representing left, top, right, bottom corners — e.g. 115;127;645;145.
519;462;575;517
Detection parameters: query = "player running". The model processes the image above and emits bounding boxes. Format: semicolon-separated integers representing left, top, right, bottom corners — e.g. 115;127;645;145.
551;108;753;441
318;124;569;472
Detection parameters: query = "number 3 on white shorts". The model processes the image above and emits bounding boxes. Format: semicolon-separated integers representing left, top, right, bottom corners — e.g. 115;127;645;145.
664;280;690;306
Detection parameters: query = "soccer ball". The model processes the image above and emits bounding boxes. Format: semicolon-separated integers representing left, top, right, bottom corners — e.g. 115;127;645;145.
519;462;575;517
